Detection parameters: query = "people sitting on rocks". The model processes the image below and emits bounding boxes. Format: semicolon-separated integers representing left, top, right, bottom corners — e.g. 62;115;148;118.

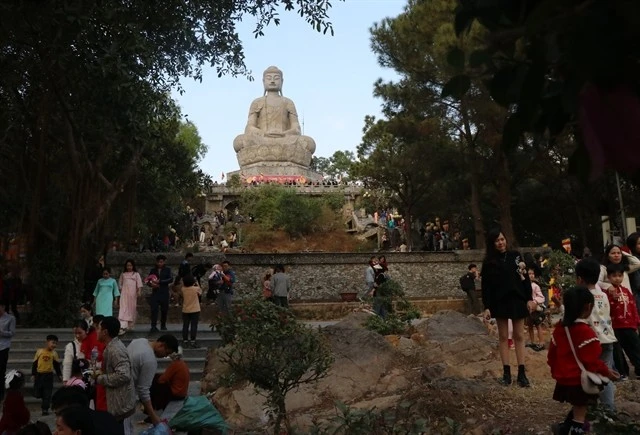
149;335;189;412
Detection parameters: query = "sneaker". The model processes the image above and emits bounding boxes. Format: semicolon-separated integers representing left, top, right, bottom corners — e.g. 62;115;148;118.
533;344;545;352
149;326;160;333
190;341;200;349
119;328;127;336
183;340;191;349
161;325;168;331
619;375;629;382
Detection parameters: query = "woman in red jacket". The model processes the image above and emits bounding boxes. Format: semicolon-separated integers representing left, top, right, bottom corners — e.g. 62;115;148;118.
548;286;619;434
80;314;107;411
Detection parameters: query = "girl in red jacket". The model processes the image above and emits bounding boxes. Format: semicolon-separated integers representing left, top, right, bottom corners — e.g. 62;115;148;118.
548;286;619;434
0;370;30;434
605;263;640;377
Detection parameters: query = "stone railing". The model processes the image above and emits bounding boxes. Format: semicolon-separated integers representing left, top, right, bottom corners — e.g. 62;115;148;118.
205;184;362;196
106;250;484;301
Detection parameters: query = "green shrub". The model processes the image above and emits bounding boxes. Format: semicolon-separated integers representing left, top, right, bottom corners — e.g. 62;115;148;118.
240;185;341;237
309;400;428;435
363;279;421;335
274;190;322;237
364;313;407;335
322;191;346;211
211;299;334;434
541;249;577;291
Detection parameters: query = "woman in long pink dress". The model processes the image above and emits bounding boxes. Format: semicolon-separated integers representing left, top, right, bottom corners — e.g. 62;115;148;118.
118;258;143;333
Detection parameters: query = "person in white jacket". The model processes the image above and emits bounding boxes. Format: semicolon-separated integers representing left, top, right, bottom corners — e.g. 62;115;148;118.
578;257;618;412
62;320;90;382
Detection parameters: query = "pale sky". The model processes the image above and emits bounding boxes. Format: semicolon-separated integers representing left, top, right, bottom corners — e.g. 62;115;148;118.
172;0;407;180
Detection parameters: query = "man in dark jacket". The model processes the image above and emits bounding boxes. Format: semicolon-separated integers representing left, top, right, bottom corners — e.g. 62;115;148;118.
460;264;481;315
148;255;173;332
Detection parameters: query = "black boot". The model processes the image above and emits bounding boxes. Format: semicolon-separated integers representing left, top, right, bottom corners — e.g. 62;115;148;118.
517;365;530;387
499;365;512;385
551;411;574;435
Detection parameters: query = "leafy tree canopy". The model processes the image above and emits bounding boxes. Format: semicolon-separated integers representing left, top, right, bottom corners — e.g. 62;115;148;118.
449;0;640;182
0;0;339;267
311;150;356;180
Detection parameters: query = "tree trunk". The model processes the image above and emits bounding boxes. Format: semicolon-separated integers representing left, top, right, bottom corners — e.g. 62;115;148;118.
469;153;485;250
404;205;413;251
495;150;517;247
460;103;485;250
273;397;288;435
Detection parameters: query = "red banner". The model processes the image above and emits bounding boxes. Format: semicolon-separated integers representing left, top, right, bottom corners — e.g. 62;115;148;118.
243;175;307;184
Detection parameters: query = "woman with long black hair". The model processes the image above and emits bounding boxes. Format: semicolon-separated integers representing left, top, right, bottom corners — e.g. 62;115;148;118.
481;228;537;387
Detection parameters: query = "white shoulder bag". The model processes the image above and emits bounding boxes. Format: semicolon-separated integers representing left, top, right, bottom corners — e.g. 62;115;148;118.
564;326;609;395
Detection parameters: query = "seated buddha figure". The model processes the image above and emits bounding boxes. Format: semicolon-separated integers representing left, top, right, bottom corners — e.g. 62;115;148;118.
233;66;316;168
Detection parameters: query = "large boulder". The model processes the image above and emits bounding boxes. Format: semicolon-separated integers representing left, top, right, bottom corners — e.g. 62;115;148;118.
202;312;410;428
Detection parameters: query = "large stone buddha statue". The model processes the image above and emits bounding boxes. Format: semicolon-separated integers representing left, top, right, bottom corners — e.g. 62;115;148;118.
233;66;316;170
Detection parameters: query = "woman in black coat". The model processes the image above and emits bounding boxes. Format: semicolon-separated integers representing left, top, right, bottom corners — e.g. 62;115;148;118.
481;228;536;387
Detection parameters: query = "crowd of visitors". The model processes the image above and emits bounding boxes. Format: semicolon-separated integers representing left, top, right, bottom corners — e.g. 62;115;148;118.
475;228;640;434
0;310;188;435
6;228;640;434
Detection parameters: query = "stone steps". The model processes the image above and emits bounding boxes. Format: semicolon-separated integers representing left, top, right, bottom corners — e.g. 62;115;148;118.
8;324;218;412
16;300;219;324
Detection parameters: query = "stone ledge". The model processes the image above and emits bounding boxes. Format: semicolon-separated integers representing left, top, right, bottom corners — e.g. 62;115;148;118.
290;298;466;321
16;298;467;323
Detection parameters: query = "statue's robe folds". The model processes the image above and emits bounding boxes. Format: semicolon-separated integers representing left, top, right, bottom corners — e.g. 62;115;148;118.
233;96;315;168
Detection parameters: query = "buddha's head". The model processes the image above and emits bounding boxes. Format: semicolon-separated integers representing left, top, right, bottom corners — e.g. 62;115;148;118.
263;66;283;93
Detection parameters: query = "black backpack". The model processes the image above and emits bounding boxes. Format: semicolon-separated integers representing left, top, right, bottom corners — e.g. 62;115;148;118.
459;273;474;292
71;342;95;399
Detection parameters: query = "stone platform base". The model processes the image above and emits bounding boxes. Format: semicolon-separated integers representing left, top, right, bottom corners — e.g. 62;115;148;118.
227;164;323;182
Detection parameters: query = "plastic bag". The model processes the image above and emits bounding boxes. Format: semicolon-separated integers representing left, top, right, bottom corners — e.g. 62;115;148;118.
169;396;228;433
140;421;173;435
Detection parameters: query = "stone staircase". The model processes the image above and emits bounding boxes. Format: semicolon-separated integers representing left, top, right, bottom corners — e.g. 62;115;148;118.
7;324;220;412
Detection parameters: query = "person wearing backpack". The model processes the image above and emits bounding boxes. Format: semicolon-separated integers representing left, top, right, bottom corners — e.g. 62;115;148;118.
460;264;481;315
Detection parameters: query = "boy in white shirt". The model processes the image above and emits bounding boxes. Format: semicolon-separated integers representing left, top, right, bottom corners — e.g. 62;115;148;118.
576;257;617;412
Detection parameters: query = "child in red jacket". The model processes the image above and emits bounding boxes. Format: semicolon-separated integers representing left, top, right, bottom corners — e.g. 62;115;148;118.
548;286;619;434
605;263;640;377
0;370;30;434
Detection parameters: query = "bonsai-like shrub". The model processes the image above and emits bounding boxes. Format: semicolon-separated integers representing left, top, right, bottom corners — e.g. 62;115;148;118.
211;299;334;434
364;279;421;335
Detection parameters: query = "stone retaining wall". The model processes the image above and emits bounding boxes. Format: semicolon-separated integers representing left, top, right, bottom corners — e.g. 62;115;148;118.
107;250;484;301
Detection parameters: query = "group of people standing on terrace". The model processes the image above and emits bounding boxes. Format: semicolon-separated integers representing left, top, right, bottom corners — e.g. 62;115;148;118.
481;228;640;434
84;254;236;347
